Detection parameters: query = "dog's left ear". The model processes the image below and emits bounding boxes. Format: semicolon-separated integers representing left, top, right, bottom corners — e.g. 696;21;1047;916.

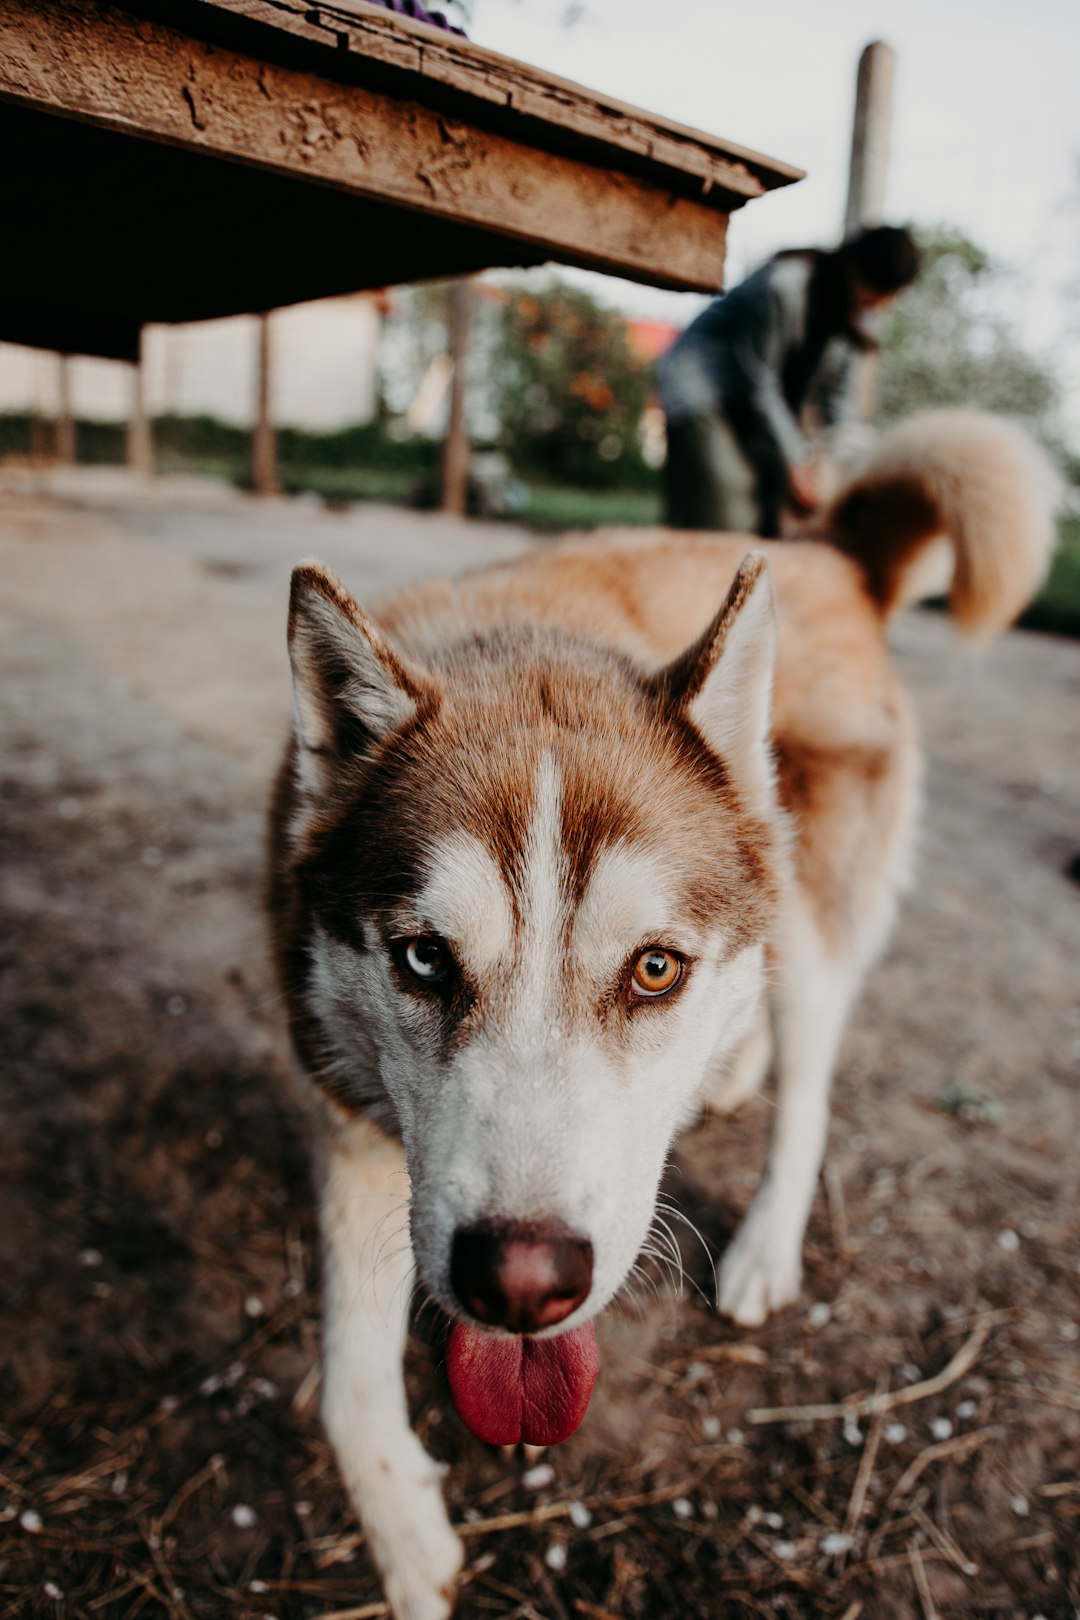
288;561;434;797
651;553;777;814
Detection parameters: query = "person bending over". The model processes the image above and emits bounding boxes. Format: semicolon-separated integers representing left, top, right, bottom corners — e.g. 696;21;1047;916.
658;225;920;536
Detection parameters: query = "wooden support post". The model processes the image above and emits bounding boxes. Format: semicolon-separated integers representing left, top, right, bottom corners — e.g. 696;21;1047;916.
126;326;153;475
252;312;278;496
55;353;76;463
844;40;895;418
440;278;473;517
844;41;895;235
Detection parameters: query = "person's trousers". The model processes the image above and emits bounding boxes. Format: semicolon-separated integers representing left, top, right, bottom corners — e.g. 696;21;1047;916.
663;411;765;535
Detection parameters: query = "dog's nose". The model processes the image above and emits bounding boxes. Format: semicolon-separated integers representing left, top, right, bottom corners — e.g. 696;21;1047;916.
450;1221;593;1333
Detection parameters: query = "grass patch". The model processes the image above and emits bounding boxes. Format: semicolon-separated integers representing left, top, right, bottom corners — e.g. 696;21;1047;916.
517;481;662;531
1020;513;1080;638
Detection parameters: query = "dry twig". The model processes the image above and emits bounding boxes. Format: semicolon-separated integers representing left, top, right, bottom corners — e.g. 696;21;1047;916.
746;1324;990;1425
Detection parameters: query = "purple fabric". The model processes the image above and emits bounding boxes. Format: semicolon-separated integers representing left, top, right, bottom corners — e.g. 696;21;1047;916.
361;0;467;35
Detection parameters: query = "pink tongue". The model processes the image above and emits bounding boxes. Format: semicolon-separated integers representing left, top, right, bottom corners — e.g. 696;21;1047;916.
446;1321;599;1447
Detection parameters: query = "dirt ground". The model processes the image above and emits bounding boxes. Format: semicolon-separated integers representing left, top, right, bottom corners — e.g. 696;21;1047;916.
2;469;1078;1620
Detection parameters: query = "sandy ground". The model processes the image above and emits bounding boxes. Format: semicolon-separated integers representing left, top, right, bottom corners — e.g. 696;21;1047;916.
1;469;1078;1620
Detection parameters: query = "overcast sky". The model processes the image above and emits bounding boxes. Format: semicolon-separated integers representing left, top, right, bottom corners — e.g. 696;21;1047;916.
469;0;1080;430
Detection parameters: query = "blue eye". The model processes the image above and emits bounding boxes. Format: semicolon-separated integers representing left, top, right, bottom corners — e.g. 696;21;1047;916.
402;936;451;983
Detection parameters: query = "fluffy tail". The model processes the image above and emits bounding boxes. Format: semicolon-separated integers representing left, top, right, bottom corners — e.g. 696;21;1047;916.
825;408;1060;636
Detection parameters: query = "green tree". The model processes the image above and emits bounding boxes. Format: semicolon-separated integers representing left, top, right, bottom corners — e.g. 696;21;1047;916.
877;227;1059;430
487;278;653;487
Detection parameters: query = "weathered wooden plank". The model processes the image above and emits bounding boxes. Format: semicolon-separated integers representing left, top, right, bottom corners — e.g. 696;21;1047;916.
0;0;736;291
182;0;802;201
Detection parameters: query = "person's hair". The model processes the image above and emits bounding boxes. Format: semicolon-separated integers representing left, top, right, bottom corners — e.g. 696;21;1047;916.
839;225;921;295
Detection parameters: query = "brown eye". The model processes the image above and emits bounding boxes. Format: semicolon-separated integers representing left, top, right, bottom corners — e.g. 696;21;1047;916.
630;948;682;998
402;935;451;984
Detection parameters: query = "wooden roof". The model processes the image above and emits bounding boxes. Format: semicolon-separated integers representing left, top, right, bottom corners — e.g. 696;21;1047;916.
0;0;802;360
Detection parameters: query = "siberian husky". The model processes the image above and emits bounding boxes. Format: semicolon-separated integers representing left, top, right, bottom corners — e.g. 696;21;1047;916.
269;408;1057;1620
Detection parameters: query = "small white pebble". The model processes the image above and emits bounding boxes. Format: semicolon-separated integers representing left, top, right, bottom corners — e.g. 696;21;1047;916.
283;1278;303;1298
1019;1219;1041;1240
244;1296;265;1319
141;845;163;868
902;1363;922;1382
249;1579;269;1594
820;1532;854;1557
956;1399;978;1420
774;1540;797;1560
930;1418;953;1441
20;1510;43;1533
544;1541;567;1572
232;1503;257;1529
884;1422;908;1444
672;1497;694;1520
842;1418;863;1448
701;1500;719;1521
701;1415;721;1439
1059;1321;1079;1342
111;1470;128;1496
250;1378;279;1401
567;1501;592;1530
226;1361;247;1386
43;1581;63;1600
1011;1495;1030;1517
78;1247;103;1268
683;1360;707;1382
294;1501;312;1517
762;1511;783;1530
166;994;188;1017
200;1373;223;1397
997;1228;1020;1252
808;1302;831;1328
522;1463;555;1491
725;1427;744;1445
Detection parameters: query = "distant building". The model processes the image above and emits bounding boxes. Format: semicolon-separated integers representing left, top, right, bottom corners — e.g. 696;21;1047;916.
0;294;382;429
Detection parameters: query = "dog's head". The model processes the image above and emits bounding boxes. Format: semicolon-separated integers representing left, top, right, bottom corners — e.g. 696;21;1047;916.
279;554;783;1342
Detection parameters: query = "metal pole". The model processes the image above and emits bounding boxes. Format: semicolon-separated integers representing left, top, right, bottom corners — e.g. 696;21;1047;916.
440;279;473;516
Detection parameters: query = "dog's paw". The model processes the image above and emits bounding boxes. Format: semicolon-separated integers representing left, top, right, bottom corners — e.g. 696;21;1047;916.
377;1476;463;1620
716;1210;802;1326
382;1519;463;1620
334;1423;463;1620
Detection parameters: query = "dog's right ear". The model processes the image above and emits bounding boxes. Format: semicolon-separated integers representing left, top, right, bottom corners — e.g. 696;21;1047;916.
650;552;777;816
288;562;432;797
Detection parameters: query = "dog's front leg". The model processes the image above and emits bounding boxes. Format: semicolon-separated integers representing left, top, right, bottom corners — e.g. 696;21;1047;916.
319;1111;463;1620
717;902;856;1327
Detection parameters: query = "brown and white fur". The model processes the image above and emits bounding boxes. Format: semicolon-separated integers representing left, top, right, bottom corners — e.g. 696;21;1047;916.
269;408;1057;1620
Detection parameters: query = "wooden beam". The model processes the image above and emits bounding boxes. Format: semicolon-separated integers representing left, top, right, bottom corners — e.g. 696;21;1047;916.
0;0;738;293
181;0;803;203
